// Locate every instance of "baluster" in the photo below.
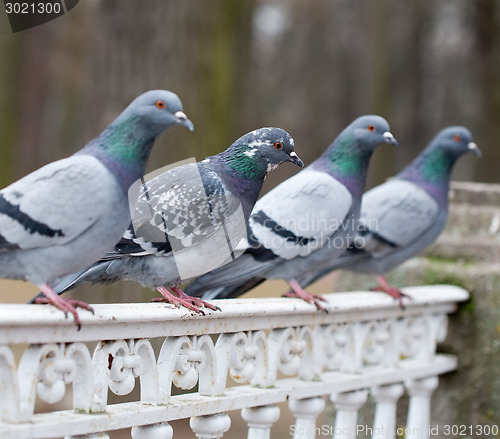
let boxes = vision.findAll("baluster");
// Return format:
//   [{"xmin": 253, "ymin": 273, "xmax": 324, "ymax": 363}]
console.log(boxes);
[
  {"xmin": 330, "ymin": 389, "xmax": 368, "ymax": 439},
  {"xmin": 405, "ymin": 377, "xmax": 439, "ymax": 439},
  {"xmin": 371, "ymin": 384, "xmax": 404, "ymax": 439},
  {"xmin": 288, "ymin": 397, "xmax": 325, "ymax": 439},
  {"xmin": 241, "ymin": 404, "xmax": 280, "ymax": 439},
  {"xmin": 132, "ymin": 422, "xmax": 173, "ymax": 439},
  {"xmin": 190, "ymin": 413, "xmax": 231, "ymax": 439},
  {"xmin": 64, "ymin": 434, "xmax": 110, "ymax": 439}
]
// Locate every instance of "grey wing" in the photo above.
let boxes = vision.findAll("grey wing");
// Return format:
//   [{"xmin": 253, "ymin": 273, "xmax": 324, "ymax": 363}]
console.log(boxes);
[
  {"xmin": 0, "ymin": 155, "xmax": 116, "ymax": 251},
  {"xmin": 249, "ymin": 168, "xmax": 353, "ymax": 260},
  {"xmin": 127, "ymin": 163, "xmax": 245, "ymax": 256},
  {"xmin": 359, "ymin": 179, "xmax": 440, "ymax": 256}
]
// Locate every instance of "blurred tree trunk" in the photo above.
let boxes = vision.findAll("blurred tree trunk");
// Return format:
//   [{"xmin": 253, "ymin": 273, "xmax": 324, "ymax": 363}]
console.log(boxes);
[
  {"xmin": 474, "ymin": 0, "xmax": 500, "ymax": 182},
  {"xmin": 0, "ymin": 13, "xmax": 21, "ymax": 186}
]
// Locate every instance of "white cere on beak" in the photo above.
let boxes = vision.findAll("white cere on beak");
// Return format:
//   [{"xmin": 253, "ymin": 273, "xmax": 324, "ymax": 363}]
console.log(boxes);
[
  {"xmin": 467, "ymin": 142, "xmax": 481, "ymax": 156},
  {"xmin": 175, "ymin": 111, "xmax": 188, "ymax": 121},
  {"xmin": 383, "ymin": 131, "xmax": 397, "ymax": 145},
  {"xmin": 175, "ymin": 111, "xmax": 194, "ymax": 131},
  {"xmin": 290, "ymin": 151, "xmax": 298, "ymax": 158}
]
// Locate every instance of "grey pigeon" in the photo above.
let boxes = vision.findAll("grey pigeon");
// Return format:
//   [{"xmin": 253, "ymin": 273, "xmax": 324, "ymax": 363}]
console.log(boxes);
[
  {"xmin": 38, "ymin": 128, "xmax": 303, "ymax": 313},
  {"xmin": 3, "ymin": 90, "xmax": 193, "ymax": 327},
  {"xmin": 185, "ymin": 115, "xmax": 397, "ymax": 309},
  {"xmin": 293, "ymin": 126, "xmax": 480, "ymax": 306}
]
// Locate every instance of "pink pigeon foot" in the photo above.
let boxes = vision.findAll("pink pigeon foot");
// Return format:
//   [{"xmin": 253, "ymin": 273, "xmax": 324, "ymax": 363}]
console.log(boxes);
[
  {"xmin": 371, "ymin": 275, "xmax": 411, "ymax": 309},
  {"xmin": 153, "ymin": 286, "xmax": 220, "ymax": 314},
  {"xmin": 171, "ymin": 286, "xmax": 221, "ymax": 311},
  {"xmin": 283, "ymin": 279, "xmax": 328, "ymax": 312},
  {"xmin": 152, "ymin": 286, "xmax": 204, "ymax": 314},
  {"xmin": 35, "ymin": 283, "xmax": 93, "ymax": 330}
]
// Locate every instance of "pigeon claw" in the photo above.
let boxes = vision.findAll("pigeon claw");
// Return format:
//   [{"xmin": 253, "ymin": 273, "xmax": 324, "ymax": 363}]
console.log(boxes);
[
  {"xmin": 35, "ymin": 283, "xmax": 93, "ymax": 330},
  {"xmin": 172, "ymin": 286, "xmax": 221, "ymax": 312},
  {"xmin": 154, "ymin": 286, "xmax": 220, "ymax": 314},
  {"xmin": 372, "ymin": 275, "xmax": 411, "ymax": 310},
  {"xmin": 283, "ymin": 280, "xmax": 328, "ymax": 312}
]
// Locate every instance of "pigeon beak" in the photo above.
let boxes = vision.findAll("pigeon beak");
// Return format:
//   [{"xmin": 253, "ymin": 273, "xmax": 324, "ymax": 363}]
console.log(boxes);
[
  {"xmin": 175, "ymin": 111, "xmax": 194, "ymax": 131},
  {"xmin": 383, "ymin": 131, "xmax": 398, "ymax": 146},
  {"xmin": 288, "ymin": 151, "xmax": 304, "ymax": 168},
  {"xmin": 468, "ymin": 142, "xmax": 481, "ymax": 157}
]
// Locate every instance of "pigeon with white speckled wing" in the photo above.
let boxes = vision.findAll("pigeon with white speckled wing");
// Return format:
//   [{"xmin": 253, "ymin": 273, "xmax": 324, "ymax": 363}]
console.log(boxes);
[
  {"xmin": 186, "ymin": 116, "xmax": 397, "ymax": 309},
  {"xmin": 37, "ymin": 128, "xmax": 303, "ymax": 313},
  {"xmin": 1, "ymin": 90, "xmax": 193, "ymax": 327}
]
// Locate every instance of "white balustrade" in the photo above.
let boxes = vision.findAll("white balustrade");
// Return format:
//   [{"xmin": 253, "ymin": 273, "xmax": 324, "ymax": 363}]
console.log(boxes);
[
  {"xmin": 405, "ymin": 377, "xmax": 440, "ymax": 439},
  {"xmin": 330, "ymin": 390, "xmax": 369, "ymax": 439},
  {"xmin": 131, "ymin": 422, "xmax": 173, "ymax": 439},
  {"xmin": 0, "ymin": 285, "xmax": 467, "ymax": 438},
  {"xmin": 289, "ymin": 397, "xmax": 325, "ymax": 439},
  {"xmin": 190, "ymin": 413, "xmax": 231, "ymax": 438},
  {"xmin": 371, "ymin": 383, "xmax": 404, "ymax": 439},
  {"xmin": 241, "ymin": 404, "xmax": 280, "ymax": 439}
]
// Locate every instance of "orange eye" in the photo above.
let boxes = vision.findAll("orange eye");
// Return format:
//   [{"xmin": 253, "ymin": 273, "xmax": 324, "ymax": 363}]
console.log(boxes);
[
  {"xmin": 274, "ymin": 142, "xmax": 283, "ymax": 150},
  {"xmin": 156, "ymin": 100, "xmax": 165, "ymax": 109},
  {"xmin": 453, "ymin": 135, "xmax": 461, "ymax": 142},
  {"xmin": 368, "ymin": 125, "xmax": 375, "ymax": 132}
]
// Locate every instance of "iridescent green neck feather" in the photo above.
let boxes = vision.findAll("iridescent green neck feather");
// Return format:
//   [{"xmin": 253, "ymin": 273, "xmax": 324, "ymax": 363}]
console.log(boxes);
[
  {"xmin": 78, "ymin": 114, "xmax": 159, "ymax": 192},
  {"xmin": 211, "ymin": 145, "xmax": 269, "ymax": 218},
  {"xmin": 313, "ymin": 132, "xmax": 372, "ymax": 199}
]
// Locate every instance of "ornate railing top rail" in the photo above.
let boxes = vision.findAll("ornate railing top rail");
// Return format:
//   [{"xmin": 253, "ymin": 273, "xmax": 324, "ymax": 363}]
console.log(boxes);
[
  {"xmin": 0, "ymin": 285, "xmax": 467, "ymax": 344},
  {"xmin": 0, "ymin": 285, "xmax": 469, "ymax": 438}
]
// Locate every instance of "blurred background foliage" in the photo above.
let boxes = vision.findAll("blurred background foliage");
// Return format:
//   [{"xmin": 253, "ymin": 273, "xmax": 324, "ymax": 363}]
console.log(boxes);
[{"xmin": 0, "ymin": 0, "xmax": 498, "ymax": 305}]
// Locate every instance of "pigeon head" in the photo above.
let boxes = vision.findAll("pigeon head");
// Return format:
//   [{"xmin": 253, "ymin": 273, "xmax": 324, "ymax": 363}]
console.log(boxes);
[
  {"xmin": 315, "ymin": 115, "xmax": 397, "ymax": 198},
  {"xmin": 81, "ymin": 90, "xmax": 193, "ymax": 192},
  {"xmin": 121, "ymin": 90, "xmax": 194, "ymax": 133},
  {"xmin": 234, "ymin": 127, "xmax": 303, "ymax": 171},
  {"xmin": 208, "ymin": 127, "xmax": 301, "ymax": 218},
  {"xmin": 350, "ymin": 115, "xmax": 398, "ymax": 150},
  {"xmin": 426, "ymin": 126, "xmax": 480, "ymax": 159},
  {"xmin": 399, "ymin": 126, "xmax": 480, "ymax": 204}
]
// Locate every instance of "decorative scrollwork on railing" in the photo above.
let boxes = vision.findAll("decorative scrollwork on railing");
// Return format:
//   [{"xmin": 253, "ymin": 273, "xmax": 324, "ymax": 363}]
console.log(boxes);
[
  {"xmin": 213, "ymin": 331, "xmax": 268, "ymax": 394},
  {"xmin": 400, "ymin": 315, "xmax": 427, "ymax": 360},
  {"xmin": 362, "ymin": 319, "xmax": 394, "ymax": 367},
  {"xmin": 17, "ymin": 342, "xmax": 92, "ymax": 421},
  {"xmin": 323, "ymin": 323, "xmax": 354, "ymax": 372},
  {"xmin": 434, "ymin": 314, "xmax": 449, "ymax": 343},
  {"xmin": 158, "ymin": 335, "xmax": 216, "ymax": 402},
  {"xmin": 267, "ymin": 326, "xmax": 316, "ymax": 384},
  {"xmin": 92, "ymin": 339, "xmax": 157, "ymax": 412}
]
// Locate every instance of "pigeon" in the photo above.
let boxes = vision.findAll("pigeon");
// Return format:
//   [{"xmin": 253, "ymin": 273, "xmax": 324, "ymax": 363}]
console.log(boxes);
[
  {"xmin": 34, "ymin": 128, "xmax": 303, "ymax": 313},
  {"xmin": 185, "ymin": 115, "xmax": 397, "ymax": 309},
  {"xmin": 292, "ymin": 126, "xmax": 480, "ymax": 307},
  {"xmin": 3, "ymin": 90, "xmax": 193, "ymax": 327}
]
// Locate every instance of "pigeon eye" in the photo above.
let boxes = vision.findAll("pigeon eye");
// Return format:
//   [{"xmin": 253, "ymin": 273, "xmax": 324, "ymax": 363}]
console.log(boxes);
[
  {"xmin": 453, "ymin": 135, "xmax": 461, "ymax": 142},
  {"xmin": 367, "ymin": 125, "xmax": 375, "ymax": 132},
  {"xmin": 156, "ymin": 100, "xmax": 165, "ymax": 109},
  {"xmin": 274, "ymin": 142, "xmax": 283, "ymax": 150}
]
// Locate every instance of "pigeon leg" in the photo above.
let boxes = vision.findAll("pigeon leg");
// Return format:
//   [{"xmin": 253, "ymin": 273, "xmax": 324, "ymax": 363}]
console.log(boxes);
[
  {"xmin": 171, "ymin": 286, "xmax": 221, "ymax": 312},
  {"xmin": 34, "ymin": 283, "xmax": 93, "ymax": 330},
  {"xmin": 153, "ymin": 286, "xmax": 206, "ymax": 314},
  {"xmin": 283, "ymin": 279, "xmax": 328, "ymax": 312},
  {"xmin": 371, "ymin": 275, "xmax": 411, "ymax": 309}
]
